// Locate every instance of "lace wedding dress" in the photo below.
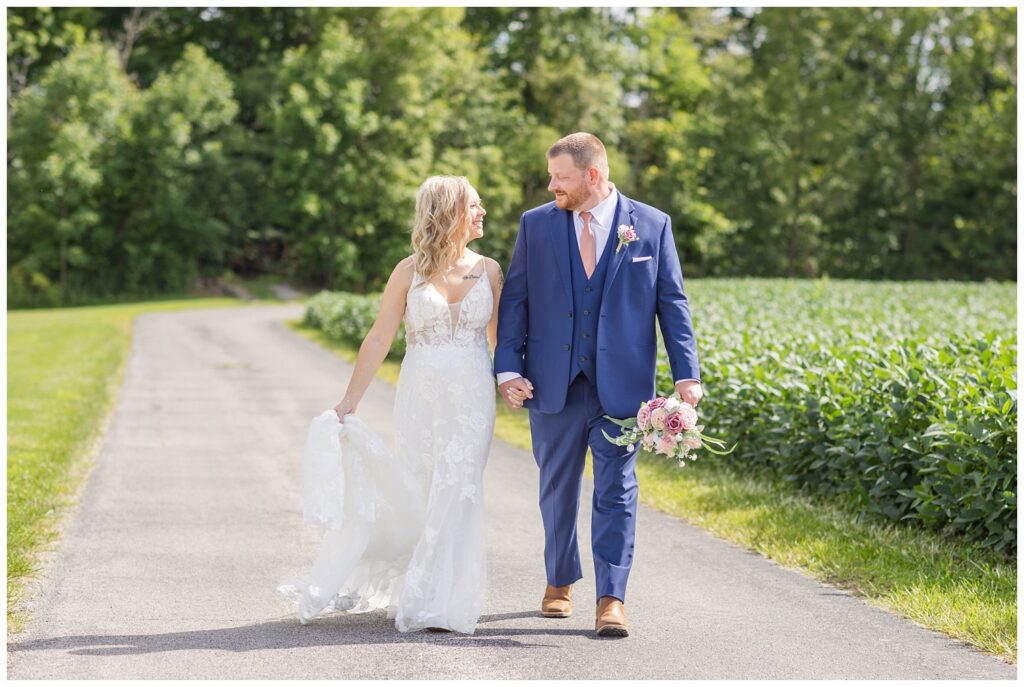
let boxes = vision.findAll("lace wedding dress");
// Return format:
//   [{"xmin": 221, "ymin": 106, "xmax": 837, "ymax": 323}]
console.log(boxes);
[{"xmin": 278, "ymin": 267, "xmax": 496, "ymax": 634}]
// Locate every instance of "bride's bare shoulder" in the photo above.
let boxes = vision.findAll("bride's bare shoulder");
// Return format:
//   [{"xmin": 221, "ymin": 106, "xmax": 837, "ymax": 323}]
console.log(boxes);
[
  {"xmin": 482, "ymin": 255, "xmax": 502, "ymax": 271},
  {"xmin": 482, "ymin": 256, "xmax": 504, "ymax": 287},
  {"xmin": 388, "ymin": 256, "xmax": 416, "ymax": 287},
  {"xmin": 396, "ymin": 255, "xmax": 417, "ymax": 274}
]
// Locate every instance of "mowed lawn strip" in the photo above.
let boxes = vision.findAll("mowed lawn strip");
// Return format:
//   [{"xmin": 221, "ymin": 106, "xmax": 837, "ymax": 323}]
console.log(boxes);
[
  {"xmin": 290, "ymin": 320, "xmax": 1016, "ymax": 664},
  {"xmin": 7, "ymin": 298, "xmax": 239, "ymax": 632}
]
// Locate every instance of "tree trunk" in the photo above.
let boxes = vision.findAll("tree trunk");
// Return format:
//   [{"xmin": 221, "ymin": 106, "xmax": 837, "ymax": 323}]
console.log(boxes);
[{"xmin": 117, "ymin": 8, "xmax": 162, "ymax": 72}]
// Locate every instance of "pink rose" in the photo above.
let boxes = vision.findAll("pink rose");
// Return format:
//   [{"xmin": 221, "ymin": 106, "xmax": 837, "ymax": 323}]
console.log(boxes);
[
  {"xmin": 636, "ymin": 405, "xmax": 651, "ymax": 431},
  {"xmin": 677, "ymin": 403, "xmax": 698, "ymax": 430},
  {"xmin": 682, "ymin": 434, "xmax": 701, "ymax": 450},
  {"xmin": 664, "ymin": 411, "xmax": 685, "ymax": 435},
  {"xmin": 650, "ymin": 407, "xmax": 668, "ymax": 431},
  {"xmin": 657, "ymin": 433, "xmax": 678, "ymax": 456},
  {"xmin": 647, "ymin": 397, "xmax": 667, "ymax": 410}
]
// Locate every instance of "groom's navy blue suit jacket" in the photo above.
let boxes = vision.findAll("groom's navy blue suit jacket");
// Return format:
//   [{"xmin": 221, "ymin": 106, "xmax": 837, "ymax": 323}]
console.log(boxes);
[{"xmin": 495, "ymin": 193, "xmax": 700, "ymax": 420}]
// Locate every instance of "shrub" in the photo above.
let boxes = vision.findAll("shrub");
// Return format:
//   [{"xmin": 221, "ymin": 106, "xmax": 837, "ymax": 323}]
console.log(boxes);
[{"xmin": 303, "ymin": 290, "xmax": 406, "ymax": 358}]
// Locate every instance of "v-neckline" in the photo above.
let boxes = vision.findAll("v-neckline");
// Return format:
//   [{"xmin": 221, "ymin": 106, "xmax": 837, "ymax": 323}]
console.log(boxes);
[
  {"xmin": 425, "ymin": 261, "xmax": 488, "ymax": 306},
  {"xmin": 426, "ymin": 268, "xmax": 488, "ymax": 340}
]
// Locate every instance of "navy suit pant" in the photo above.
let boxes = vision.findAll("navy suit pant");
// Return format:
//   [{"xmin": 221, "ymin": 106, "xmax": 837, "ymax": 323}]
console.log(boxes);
[{"xmin": 528, "ymin": 372, "xmax": 639, "ymax": 602}]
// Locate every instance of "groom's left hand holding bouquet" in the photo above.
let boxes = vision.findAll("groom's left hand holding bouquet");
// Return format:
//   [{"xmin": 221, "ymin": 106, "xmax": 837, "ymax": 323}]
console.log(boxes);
[{"xmin": 675, "ymin": 379, "xmax": 703, "ymax": 408}]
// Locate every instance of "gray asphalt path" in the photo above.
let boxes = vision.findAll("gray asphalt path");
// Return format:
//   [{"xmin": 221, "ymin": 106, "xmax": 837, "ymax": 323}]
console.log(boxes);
[{"xmin": 7, "ymin": 305, "xmax": 1016, "ymax": 679}]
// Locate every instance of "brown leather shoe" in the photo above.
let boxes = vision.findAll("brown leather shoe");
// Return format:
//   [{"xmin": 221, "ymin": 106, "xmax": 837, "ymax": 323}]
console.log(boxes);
[
  {"xmin": 540, "ymin": 584, "xmax": 573, "ymax": 617},
  {"xmin": 595, "ymin": 596, "xmax": 629, "ymax": 637}
]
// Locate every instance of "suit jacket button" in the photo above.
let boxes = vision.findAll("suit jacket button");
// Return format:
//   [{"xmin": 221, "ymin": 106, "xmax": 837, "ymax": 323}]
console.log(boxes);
[{"xmin": 568, "ymin": 311, "xmax": 573, "ymax": 318}]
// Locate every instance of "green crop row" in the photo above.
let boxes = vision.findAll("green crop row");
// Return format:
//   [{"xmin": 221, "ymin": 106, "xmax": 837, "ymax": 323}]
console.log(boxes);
[{"xmin": 656, "ymin": 279, "xmax": 1016, "ymax": 555}]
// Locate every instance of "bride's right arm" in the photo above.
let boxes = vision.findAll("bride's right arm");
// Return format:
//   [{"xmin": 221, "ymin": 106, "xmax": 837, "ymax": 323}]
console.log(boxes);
[{"xmin": 334, "ymin": 259, "xmax": 413, "ymax": 420}]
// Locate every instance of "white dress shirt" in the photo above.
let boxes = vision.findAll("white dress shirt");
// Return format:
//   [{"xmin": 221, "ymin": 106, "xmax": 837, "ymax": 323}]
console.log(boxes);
[{"xmin": 497, "ymin": 184, "xmax": 697, "ymax": 388}]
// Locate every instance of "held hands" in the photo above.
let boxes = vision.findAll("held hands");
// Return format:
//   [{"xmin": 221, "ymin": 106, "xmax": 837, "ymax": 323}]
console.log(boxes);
[
  {"xmin": 675, "ymin": 380, "xmax": 704, "ymax": 407},
  {"xmin": 334, "ymin": 398, "xmax": 357, "ymax": 423},
  {"xmin": 499, "ymin": 378, "xmax": 534, "ymax": 410}
]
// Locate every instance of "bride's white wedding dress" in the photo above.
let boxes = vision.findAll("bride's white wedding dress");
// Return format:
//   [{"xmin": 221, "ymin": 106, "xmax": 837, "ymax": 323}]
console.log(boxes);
[{"xmin": 278, "ymin": 268, "xmax": 496, "ymax": 634}]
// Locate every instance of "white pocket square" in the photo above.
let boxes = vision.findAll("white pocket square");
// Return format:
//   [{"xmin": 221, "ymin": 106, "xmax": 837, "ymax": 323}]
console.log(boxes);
[{"xmin": 631, "ymin": 256, "xmax": 653, "ymax": 263}]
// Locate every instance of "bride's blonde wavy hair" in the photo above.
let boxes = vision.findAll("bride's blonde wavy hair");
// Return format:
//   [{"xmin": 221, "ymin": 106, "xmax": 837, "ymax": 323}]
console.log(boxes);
[{"xmin": 410, "ymin": 175, "xmax": 474, "ymax": 285}]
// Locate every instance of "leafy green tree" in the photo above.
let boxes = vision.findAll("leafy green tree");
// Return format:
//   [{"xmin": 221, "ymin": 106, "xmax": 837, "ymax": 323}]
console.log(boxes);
[
  {"xmin": 8, "ymin": 41, "xmax": 134, "ymax": 304},
  {"xmin": 466, "ymin": 7, "xmax": 631, "ymax": 140},
  {"xmin": 699, "ymin": 8, "xmax": 866, "ymax": 276},
  {"xmin": 699, "ymin": 7, "xmax": 1016, "ymax": 279},
  {"xmin": 102, "ymin": 44, "xmax": 239, "ymax": 295},
  {"xmin": 5, "ymin": 6, "xmax": 1016, "ymax": 300},
  {"xmin": 620, "ymin": 9, "xmax": 733, "ymax": 274},
  {"xmin": 923, "ymin": 7, "xmax": 1016, "ymax": 279},
  {"xmin": 464, "ymin": 7, "xmax": 634, "ymax": 217},
  {"xmin": 262, "ymin": 8, "xmax": 525, "ymax": 290},
  {"xmin": 6, "ymin": 7, "xmax": 95, "ymax": 106},
  {"xmin": 8, "ymin": 40, "xmax": 239, "ymax": 303}
]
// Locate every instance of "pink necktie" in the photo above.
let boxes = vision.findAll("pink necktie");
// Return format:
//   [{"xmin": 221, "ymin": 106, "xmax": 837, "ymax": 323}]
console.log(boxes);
[{"xmin": 579, "ymin": 210, "xmax": 596, "ymax": 278}]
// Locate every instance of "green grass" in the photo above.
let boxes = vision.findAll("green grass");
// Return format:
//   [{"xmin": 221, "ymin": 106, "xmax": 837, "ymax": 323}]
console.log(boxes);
[
  {"xmin": 292, "ymin": 320, "xmax": 1016, "ymax": 664},
  {"xmin": 7, "ymin": 297, "xmax": 241, "ymax": 632}
]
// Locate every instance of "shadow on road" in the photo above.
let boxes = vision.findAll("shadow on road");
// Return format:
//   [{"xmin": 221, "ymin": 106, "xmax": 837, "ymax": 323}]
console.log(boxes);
[
  {"xmin": 7, "ymin": 611, "xmax": 603, "ymax": 656},
  {"xmin": 477, "ymin": 611, "xmax": 540, "ymax": 623}
]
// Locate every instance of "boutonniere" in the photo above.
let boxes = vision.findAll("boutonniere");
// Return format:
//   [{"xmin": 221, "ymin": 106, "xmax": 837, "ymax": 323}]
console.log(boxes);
[{"xmin": 615, "ymin": 225, "xmax": 638, "ymax": 253}]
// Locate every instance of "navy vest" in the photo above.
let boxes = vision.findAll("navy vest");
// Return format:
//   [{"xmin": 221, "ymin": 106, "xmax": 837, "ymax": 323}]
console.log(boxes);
[{"xmin": 567, "ymin": 209, "xmax": 618, "ymax": 384}]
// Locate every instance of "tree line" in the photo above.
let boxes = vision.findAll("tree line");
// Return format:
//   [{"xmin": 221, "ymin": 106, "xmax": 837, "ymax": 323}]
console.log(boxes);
[{"xmin": 7, "ymin": 7, "xmax": 1016, "ymax": 306}]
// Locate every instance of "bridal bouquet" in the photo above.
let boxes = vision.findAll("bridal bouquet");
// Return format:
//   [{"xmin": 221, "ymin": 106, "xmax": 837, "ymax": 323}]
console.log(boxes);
[{"xmin": 603, "ymin": 394, "xmax": 734, "ymax": 467}]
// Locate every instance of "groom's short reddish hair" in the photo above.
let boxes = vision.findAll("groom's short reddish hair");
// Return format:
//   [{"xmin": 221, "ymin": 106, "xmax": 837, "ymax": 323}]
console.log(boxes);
[{"xmin": 547, "ymin": 132, "xmax": 609, "ymax": 177}]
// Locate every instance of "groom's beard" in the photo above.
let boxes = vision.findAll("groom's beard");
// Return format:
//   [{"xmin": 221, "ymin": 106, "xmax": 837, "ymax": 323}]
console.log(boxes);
[{"xmin": 553, "ymin": 184, "xmax": 590, "ymax": 211}]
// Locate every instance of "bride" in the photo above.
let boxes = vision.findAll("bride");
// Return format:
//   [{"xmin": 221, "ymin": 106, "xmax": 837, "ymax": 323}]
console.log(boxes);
[{"xmin": 278, "ymin": 176, "xmax": 504, "ymax": 634}]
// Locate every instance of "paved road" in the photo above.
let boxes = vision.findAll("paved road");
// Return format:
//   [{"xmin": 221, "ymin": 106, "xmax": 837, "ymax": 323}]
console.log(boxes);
[{"xmin": 7, "ymin": 305, "xmax": 1015, "ymax": 679}]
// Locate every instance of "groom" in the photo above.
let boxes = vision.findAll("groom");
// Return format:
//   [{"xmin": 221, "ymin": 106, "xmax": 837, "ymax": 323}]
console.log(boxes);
[{"xmin": 495, "ymin": 132, "xmax": 702, "ymax": 637}]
